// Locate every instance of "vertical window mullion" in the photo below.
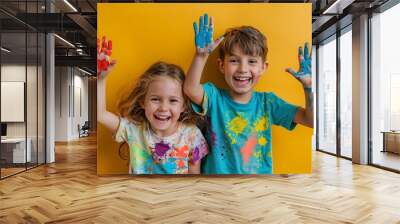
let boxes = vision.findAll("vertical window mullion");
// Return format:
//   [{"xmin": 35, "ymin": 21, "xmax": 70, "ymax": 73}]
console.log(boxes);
[
  {"xmin": 337, "ymin": 29, "xmax": 341, "ymax": 157},
  {"xmin": 25, "ymin": 0, "xmax": 28, "ymax": 171},
  {"xmin": 316, "ymin": 44, "xmax": 320, "ymax": 151}
]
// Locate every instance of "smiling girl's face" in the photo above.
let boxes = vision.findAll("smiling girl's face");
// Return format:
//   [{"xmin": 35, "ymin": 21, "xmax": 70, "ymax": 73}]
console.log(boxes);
[{"xmin": 143, "ymin": 76, "xmax": 185, "ymax": 137}]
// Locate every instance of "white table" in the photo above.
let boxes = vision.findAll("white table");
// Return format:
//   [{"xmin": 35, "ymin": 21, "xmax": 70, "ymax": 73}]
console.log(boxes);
[{"xmin": 1, "ymin": 138, "xmax": 32, "ymax": 163}]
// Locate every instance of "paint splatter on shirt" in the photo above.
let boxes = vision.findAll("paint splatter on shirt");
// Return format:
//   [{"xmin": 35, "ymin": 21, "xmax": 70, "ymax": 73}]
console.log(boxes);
[
  {"xmin": 114, "ymin": 118, "xmax": 208, "ymax": 174},
  {"xmin": 192, "ymin": 82, "xmax": 298, "ymax": 174}
]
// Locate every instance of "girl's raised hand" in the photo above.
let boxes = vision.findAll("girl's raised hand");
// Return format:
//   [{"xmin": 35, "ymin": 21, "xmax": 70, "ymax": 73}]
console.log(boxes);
[{"xmin": 97, "ymin": 36, "xmax": 116, "ymax": 79}]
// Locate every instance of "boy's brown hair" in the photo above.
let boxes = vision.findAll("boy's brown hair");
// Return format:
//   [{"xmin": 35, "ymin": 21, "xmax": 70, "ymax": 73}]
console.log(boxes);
[{"xmin": 219, "ymin": 26, "xmax": 268, "ymax": 62}]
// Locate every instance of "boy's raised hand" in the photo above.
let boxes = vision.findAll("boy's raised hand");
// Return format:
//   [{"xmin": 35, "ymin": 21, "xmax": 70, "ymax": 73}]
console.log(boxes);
[
  {"xmin": 286, "ymin": 42, "xmax": 312, "ymax": 92},
  {"xmin": 193, "ymin": 13, "xmax": 224, "ymax": 56},
  {"xmin": 97, "ymin": 36, "xmax": 116, "ymax": 79}
]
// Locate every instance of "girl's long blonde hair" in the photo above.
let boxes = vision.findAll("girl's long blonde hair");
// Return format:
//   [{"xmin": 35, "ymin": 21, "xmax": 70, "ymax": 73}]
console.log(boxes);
[{"xmin": 117, "ymin": 61, "xmax": 200, "ymax": 125}]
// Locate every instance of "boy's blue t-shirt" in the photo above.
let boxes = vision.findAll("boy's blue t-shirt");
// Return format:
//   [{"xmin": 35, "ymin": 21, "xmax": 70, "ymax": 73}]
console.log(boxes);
[{"xmin": 193, "ymin": 82, "xmax": 298, "ymax": 174}]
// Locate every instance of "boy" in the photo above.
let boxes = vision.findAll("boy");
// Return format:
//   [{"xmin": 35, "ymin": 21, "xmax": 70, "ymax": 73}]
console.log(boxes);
[{"xmin": 184, "ymin": 14, "xmax": 313, "ymax": 174}]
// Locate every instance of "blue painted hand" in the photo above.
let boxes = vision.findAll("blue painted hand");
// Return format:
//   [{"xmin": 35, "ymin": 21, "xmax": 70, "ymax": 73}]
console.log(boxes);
[
  {"xmin": 286, "ymin": 42, "xmax": 312, "ymax": 91},
  {"xmin": 193, "ymin": 13, "xmax": 224, "ymax": 55}
]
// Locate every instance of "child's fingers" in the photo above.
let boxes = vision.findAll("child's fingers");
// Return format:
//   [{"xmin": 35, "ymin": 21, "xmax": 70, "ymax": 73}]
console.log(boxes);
[
  {"xmin": 210, "ymin": 36, "xmax": 224, "ymax": 50},
  {"xmin": 204, "ymin": 13, "xmax": 209, "ymax": 30},
  {"xmin": 285, "ymin": 68, "xmax": 298, "ymax": 79},
  {"xmin": 193, "ymin": 22, "xmax": 199, "ymax": 35},
  {"xmin": 108, "ymin": 40, "xmax": 112, "ymax": 51},
  {"xmin": 298, "ymin": 46, "xmax": 303, "ymax": 57},
  {"xmin": 102, "ymin": 36, "xmax": 107, "ymax": 51},
  {"xmin": 97, "ymin": 38, "xmax": 101, "ymax": 54},
  {"xmin": 106, "ymin": 40, "xmax": 112, "ymax": 56},
  {"xmin": 304, "ymin": 42, "xmax": 310, "ymax": 60},
  {"xmin": 298, "ymin": 46, "xmax": 304, "ymax": 64},
  {"xmin": 199, "ymin": 15, "xmax": 204, "ymax": 34},
  {"xmin": 207, "ymin": 19, "xmax": 214, "ymax": 45}
]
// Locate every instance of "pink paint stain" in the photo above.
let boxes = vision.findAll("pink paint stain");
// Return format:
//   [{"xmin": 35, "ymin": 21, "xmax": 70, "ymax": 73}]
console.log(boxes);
[{"xmin": 240, "ymin": 134, "xmax": 257, "ymax": 163}]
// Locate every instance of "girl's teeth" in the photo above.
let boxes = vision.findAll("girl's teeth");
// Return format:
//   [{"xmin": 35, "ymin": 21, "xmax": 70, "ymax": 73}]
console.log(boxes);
[{"xmin": 155, "ymin": 115, "xmax": 170, "ymax": 121}]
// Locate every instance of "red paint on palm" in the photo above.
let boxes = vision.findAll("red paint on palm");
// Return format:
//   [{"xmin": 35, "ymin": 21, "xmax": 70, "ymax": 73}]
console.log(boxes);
[{"xmin": 97, "ymin": 37, "xmax": 113, "ymax": 77}]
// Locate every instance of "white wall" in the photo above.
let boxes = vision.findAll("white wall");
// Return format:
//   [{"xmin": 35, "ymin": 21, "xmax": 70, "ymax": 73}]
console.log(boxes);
[
  {"xmin": 54, "ymin": 67, "xmax": 89, "ymax": 141},
  {"xmin": 55, "ymin": 67, "xmax": 69, "ymax": 141},
  {"xmin": 1, "ymin": 64, "xmax": 46, "ymax": 164},
  {"xmin": 1, "ymin": 65, "xmax": 36, "ymax": 138}
]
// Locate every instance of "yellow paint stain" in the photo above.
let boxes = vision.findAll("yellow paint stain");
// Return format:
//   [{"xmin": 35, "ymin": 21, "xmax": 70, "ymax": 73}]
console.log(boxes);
[
  {"xmin": 267, "ymin": 150, "xmax": 272, "ymax": 159},
  {"xmin": 258, "ymin": 136, "xmax": 267, "ymax": 146},
  {"xmin": 226, "ymin": 132, "xmax": 236, "ymax": 144},
  {"xmin": 254, "ymin": 119, "xmax": 265, "ymax": 132},
  {"xmin": 253, "ymin": 150, "xmax": 262, "ymax": 159},
  {"xmin": 255, "ymin": 117, "xmax": 269, "ymax": 132},
  {"xmin": 228, "ymin": 116, "xmax": 247, "ymax": 135},
  {"xmin": 232, "ymin": 138, "xmax": 236, "ymax": 144}
]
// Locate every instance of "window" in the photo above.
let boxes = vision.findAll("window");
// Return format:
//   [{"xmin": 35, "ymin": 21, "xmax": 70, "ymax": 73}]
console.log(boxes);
[
  {"xmin": 318, "ymin": 36, "xmax": 337, "ymax": 154},
  {"xmin": 339, "ymin": 28, "xmax": 352, "ymax": 158},
  {"xmin": 371, "ymin": 2, "xmax": 400, "ymax": 171}
]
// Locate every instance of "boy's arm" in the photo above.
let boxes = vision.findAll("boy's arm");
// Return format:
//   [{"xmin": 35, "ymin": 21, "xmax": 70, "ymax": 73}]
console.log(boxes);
[
  {"xmin": 286, "ymin": 43, "xmax": 314, "ymax": 128},
  {"xmin": 293, "ymin": 91, "xmax": 313, "ymax": 128},
  {"xmin": 97, "ymin": 36, "xmax": 120, "ymax": 133},
  {"xmin": 184, "ymin": 14, "xmax": 223, "ymax": 105},
  {"xmin": 185, "ymin": 54, "xmax": 208, "ymax": 105}
]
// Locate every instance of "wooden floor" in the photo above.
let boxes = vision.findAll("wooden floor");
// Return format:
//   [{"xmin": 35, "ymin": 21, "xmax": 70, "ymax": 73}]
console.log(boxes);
[
  {"xmin": 0, "ymin": 135, "xmax": 400, "ymax": 223},
  {"xmin": 373, "ymin": 150, "xmax": 400, "ymax": 171}
]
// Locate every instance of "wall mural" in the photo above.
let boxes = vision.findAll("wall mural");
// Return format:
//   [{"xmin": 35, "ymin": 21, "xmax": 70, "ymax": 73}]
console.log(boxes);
[{"xmin": 97, "ymin": 3, "xmax": 313, "ymax": 175}]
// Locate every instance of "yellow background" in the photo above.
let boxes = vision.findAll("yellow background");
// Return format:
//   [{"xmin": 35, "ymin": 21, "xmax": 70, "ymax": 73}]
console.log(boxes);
[{"xmin": 97, "ymin": 3, "xmax": 312, "ymax": 175}]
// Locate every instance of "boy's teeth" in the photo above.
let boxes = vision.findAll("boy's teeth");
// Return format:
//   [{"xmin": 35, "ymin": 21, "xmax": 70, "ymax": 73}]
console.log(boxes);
[
  {"xmin": 234, "ymin": 76, "xmax": 250, "ymax": 80},
  {"xmin": 155, "ymin": 115, "xmax": 170, "ymax": 120}
]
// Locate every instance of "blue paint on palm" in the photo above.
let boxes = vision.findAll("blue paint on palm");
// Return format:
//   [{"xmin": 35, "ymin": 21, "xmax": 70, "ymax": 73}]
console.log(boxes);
[
  {"xmin": 193, "ymin": 13, "xmax": 213, "ymax": 48},
  {"xmin": 296, "ymin": 43, "xmax": 311, "ymax": 77}
]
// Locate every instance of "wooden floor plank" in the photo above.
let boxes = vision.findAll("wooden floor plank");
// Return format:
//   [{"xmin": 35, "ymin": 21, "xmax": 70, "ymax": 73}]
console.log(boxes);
[{"xmin": 0, "ymin": 135, "xmax": 399, "ymax": 223}]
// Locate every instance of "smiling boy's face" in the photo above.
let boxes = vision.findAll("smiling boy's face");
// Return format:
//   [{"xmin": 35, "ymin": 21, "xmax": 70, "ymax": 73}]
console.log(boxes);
[{"xmin": 218, "ymin": 44, "xmax": 267, "ymax": 102}]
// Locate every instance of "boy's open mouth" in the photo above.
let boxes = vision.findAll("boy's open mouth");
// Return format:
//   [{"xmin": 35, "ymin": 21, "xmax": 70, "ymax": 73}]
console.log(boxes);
[
  {"xmin": 154, "ymin": 114, "xmax": 171, "ymax": 121},
  {"xmin": 233, "ymin": 75, "xmax": 252, "ymax": 86}
]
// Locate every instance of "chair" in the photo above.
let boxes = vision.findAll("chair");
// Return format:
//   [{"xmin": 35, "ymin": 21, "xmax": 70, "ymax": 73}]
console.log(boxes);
[{"xmin": 78, "ymin": 121, "xmax": 90, "ymax": 138}]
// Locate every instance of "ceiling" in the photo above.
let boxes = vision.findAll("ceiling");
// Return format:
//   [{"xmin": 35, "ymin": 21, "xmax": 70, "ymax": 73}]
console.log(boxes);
[{"xmin": 0, "ymin": 0, "xmax": 391, "ymax": 75}]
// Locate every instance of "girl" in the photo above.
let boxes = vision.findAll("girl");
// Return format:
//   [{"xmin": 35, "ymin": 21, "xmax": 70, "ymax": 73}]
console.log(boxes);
[{"xmin": 97, "ymin": 37, "xmax": 208, "ymax": 174}]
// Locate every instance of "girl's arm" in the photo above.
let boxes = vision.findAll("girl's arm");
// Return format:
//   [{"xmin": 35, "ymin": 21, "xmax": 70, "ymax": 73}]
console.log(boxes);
[
  {"xmin": 97, "ymin": 36, "xmax": 120, "ymax": 133},
  {"xmin": 184, "ymin": 14, "xmax": 224, "ymax": 105},
  {"xmin": 187, "ymin": 127, "xmax": 209, "ymax": 175},
  {"xmin": 188, "ymin": 161, "xmax": 201, "ymax": 174},
  {"xmin": 97, "ymin": 77, "xmax": 119, "ymax": 132}
]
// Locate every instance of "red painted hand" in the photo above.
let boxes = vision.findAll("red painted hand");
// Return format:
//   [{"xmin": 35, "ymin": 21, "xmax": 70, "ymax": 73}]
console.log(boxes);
[{"xmin": 97, "ymin": 36, "xmax": 116, "ymax": 79}]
